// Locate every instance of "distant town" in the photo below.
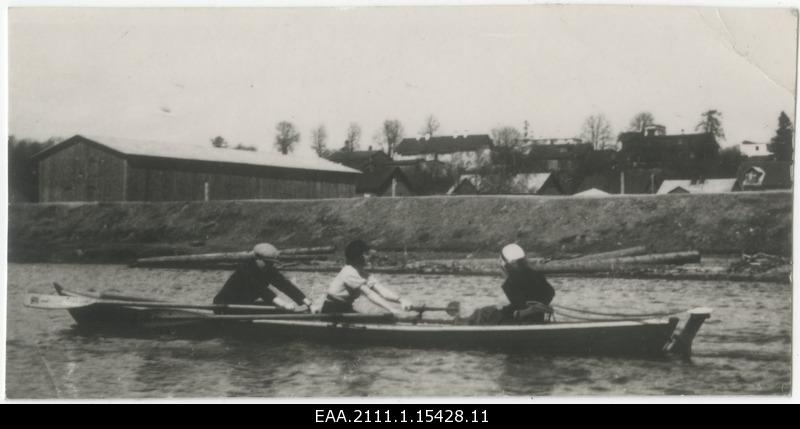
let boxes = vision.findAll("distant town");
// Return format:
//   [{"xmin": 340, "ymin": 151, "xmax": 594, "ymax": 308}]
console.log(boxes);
[{"xmin": 7, "ymin": 110, "xmax": 794, "ymax": 203}]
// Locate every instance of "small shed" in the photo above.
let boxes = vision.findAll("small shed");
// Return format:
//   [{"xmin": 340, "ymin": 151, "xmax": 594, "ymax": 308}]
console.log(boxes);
[
  {"xmin": 32, "ymin": 135, "xmax": 361, "ymax": 202},
  {"xmin": 447, "ymin": 173, "xmax": 561, "ymax": 195},
  {"xmin": 357, "ymin": 166, "xmax": 415, "ymax": 197},
  {"xmin": 736, "ymin": 161, "xmax": 793, "ymax": 190}
]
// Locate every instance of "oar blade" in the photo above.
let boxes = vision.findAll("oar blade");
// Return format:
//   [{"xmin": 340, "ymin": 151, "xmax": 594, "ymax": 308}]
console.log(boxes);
[
  {"xmin": 445, "ymin": 301, "xmax": 461, "ymax": 317},
  {"xmin": 24, "ymin": 294, "xmax": 96, "ymax": 310}
]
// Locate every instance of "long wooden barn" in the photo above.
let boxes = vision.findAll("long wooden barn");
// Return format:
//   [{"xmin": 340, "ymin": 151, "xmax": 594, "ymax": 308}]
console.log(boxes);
[{"xmin": 32, "ymin": 135, "xmax": 361, "ymax": 202}]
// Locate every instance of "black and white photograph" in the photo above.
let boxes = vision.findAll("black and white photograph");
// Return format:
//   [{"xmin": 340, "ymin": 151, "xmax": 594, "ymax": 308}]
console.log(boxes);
[{"xmin": 2, "ymin": 2, "xmax": 797, "ymax": 401}]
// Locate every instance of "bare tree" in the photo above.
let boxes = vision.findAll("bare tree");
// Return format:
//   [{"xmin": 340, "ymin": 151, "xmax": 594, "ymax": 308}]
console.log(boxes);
[
  {"xmin": 274, "ymin": 121, "xmax": 300, "ymax": 155},
  {"xmin": 210, "ymin": 136, "xmax": 229, "ymax": 148},
  {"xmin": 695, "ymin": 109, "xmax": 725, "ymax": 140},
  {"xmin": 629, "ymin": 112, "xmax": 655, "ymax": 132},
  {"xmin": 344, "ymin": 123, "xmax": 362, "ymax": 152},
  {"xmin": 489, "ymin": 126, "xmax": 525, "ymax": 181},
  {"xmin": 581, "ymin": 114, "xmax": 614, "ymax": 150},
  {"xmin": 420, "ymin": 114, "xmax": 441, "ymax": 136},
  {"xmin": 310, "ymin": 124, "xmax": 328, "ymax": 157},
  {"xmin": 381, "ymin": 119, "xmax": 404, "ymax": 157},
  {"xmin": 491, "ymin": 126, "xmax": 523, "ymax": 148}
]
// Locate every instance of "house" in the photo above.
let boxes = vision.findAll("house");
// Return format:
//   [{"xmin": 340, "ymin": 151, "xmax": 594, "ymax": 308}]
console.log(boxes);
[
  {"xmin": 394, "ymin": 134, "xmax": 492, "ymax": 171},
  {"xmin": 32, "ymin": 135, "xmax": 361, "ymax": 202},
  {"xmin": 656, "ymin": 178, "xmax": 738, "ymax": 194},
  {"xmin": 357, "ymin": 166, "xmax": 415, "ymax": 197},
  {"xmin": 575, "ymin": 169, "xmax": 664, "ymax": 195},
  {"xmin": 447, "ymin": 173, "xmax": 562, "ymax": 195},
  {"xmin": 740, "ymin": 140, "xmax": 773, "ymax": 158},
  {"xmin": 522, "ymin": 140, "xmax": 593, "ymax": 172},
  {"xmin": 618, "ymin": 130, "xmax": 719, "ymax": 174},
  {"xmin": 735, "ymin": 161, "xmax": 793, "ymax": 191},
  {"xmin": 327, "ymin": 149, "xmax": 393, "ymax": 173}
]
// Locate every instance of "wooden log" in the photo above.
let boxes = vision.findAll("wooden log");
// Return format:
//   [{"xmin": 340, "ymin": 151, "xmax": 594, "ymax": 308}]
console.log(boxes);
[
  {"xmin": 279, "ymin": 246, "xmax": 336, "ymax": 255},
  {"xmin": 133, "ymin": 246, "xmax": 334, "ymax": 267},
  {"xmin": 531, "ymin": 251, "xmax": 701, "ymax": 272},
  {"xmin": 567, "ymin": 246, "xmax": 648, "ymax": 262}
]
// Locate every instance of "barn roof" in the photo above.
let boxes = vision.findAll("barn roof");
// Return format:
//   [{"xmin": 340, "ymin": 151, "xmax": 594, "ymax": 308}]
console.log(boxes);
[
  {"xmin": 656, "ymin": 178, "xmax": 737, "ymax": 194},
  {"xmin": 33, "ymin": 135, "xmax": 361, "ymax": 175}
]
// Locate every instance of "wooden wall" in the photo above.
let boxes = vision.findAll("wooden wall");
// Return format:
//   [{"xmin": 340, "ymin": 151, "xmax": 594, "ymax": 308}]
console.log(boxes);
[
  {"xmin": 38, "ymin": 142, "xmax": 126, "ymax": 202},
  {"xmin": 125, "ymin": 164, "xmax": 356, "ymax": 201}
]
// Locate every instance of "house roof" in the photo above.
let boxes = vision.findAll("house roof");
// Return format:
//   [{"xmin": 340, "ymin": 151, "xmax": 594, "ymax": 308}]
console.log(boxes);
[
  {"xmin": 618, "ymin": 132, "xmax": 717, "ymax": 147},
  {"xmin": 34, "ymin": 135, "xmax": 361, "ymax": 175},
  {"xmin": 736, "ymin": 160, "xmax": 793, "ymax": 189},
  {"xmin": 356, "ymin": 166, "xmax": 412, "ymax": 194},
  {"xmin": 447, "ymin": 173, "xmax": 556, "ymax": 195},
  {"xmin": 525, "ymin": 142, "xmax": 594, "ymax": 159},
  {"xmin": 395, "ymin": 134, "xmax": 492, "ymax": 156},
  {"xmin": 574, "ymin": 188, "xmax": 611, "ymax": 197},
  {"xmin": 656, "ymin": 178, "xmax": 737, "ymax": 194},
  {"xmin": 327, "ymin": 150, "xmax": 389, "ymax": 165}
]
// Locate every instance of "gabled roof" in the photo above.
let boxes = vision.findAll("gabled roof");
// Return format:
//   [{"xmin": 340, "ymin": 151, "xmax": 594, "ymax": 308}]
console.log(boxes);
[
  {"xmin": 656, "ymin": 178, "xmax": 737, "ymax": 194},
  {"xmin": 574, "ymin": 188, "xmax": 611, "ymax": 197},
  {"xmin": 395, "ymin": 134, "xmax": 492, "ymax": 156},
  {"xmin": 736, "ymin": 160, "xmax": 793, "ymax": 189},
  {"xmin": 356, "ymin": 166, "xmax": 412, "ymax": 194},
  {"xmin": 447, "ymin": 173, "xmax": 556, "ymax": 195},
  {"xmin": 33, "ymin": 135, "xmax": 361, "ymax": 175}
]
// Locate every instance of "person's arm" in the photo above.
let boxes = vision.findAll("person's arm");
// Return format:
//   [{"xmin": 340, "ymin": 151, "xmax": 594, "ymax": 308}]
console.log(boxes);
[
  {"xmin": 359, "ymin": 284, "xmax": 404, "ymax": 314},
  {"xmin": 366, "ymin": 277, "xmax": 413, "ymax": 310},
  {"xmin": 265, "ymin": 267, "xmax": 312, "ymax": 307}
]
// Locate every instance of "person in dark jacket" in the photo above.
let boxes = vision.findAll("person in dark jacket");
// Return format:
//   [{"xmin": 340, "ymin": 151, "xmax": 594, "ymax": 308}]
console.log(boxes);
[
  {"xmin": 213, "ymin": 243, "xmax": 313, "ymax": 314},
  {"xmin": 497, "ymin": 243, "xmax": 555, "ymax": 323},
  {"xmin": 463, "ymin": 243, "xmax": 555, "ymax": 325}
]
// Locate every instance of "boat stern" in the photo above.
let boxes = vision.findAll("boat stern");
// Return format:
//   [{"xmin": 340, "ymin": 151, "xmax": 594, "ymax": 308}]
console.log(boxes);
[{"xmin": 664, "ymin": 307, "xmax": 713, "ymax": 359}]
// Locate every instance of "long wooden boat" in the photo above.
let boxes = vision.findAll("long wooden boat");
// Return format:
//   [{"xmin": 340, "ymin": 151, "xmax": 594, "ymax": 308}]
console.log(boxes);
[{"xmin": 41, "ymin": 284, "xmax": 711, "ymax": 358}]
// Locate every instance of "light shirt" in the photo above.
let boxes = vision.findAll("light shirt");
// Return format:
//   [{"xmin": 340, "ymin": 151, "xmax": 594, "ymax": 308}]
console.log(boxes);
[{"xmin": 326, "ymin": 265, "xmax": 371, "ymax": 304}]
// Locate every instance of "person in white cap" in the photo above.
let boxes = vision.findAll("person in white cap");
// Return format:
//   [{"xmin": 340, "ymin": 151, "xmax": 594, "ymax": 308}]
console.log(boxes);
[
  {"xmin": 461, "ymin": 243, "xmax": 555, "ymax": 325},
  {"xmin": 213, "ymin": 243, "xmax": 313, "ymax": 313},
  {"xmin": 498, "ymin": 243, "xmax": 555, "ymax": 323}
]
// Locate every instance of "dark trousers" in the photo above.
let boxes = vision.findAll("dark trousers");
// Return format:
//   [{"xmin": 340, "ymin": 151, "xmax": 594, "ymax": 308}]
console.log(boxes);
[{"xmin": 320, "ymin": 298, "xmax": 355, "ymax": 314}]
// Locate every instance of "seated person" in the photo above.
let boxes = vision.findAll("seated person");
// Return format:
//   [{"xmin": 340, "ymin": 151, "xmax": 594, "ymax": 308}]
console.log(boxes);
[
  {"xmin": 464, "ymin": 243, "xmax": 555, "ymax": 325},
  {"xmin": 213, "ymin": 243, "xmax": 312, "ymax": 314},
  {"xmin": 320, "ymin": 240, "xmax": 413, "ymax": 315}
]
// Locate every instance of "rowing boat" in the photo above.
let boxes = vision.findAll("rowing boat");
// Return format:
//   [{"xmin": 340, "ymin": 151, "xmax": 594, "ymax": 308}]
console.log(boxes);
[{"xmin": 31, "ymin": 283, "xmax": 711, "ymax": 358}]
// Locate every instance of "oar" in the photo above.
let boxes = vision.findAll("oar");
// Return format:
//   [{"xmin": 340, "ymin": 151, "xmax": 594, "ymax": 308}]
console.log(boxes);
[
  {"xmin": 24, "ymin": 293, "xmax": 283, "ymax": 313},
  {"xmin": 152, "ymin": 312, "xmax": 396, "ymax": 323},
  {"xmin": 408, "ymin": 301, "xmax": 460, "ymax": 317}
]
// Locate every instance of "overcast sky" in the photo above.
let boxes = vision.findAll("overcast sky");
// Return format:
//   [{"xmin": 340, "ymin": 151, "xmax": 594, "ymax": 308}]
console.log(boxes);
[{"xmin": 8, "ymin": 6, "xmax": 798, "ymax": 156}]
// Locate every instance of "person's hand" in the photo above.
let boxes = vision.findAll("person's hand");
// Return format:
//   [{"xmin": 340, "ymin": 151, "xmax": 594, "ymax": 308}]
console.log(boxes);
[{"xmin": 400, "ymin": 299, "xmax": 414, "ymax": 311}]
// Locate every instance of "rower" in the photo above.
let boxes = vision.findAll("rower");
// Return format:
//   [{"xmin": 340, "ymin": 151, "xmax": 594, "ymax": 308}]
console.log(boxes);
[
  {"xmin": 320, "ymin": 240, "xmax": 414, "ymax": 315},
  {"xmin": 213, "ymin": 243, "xmax": 313, "ymax": 314},
  {"xmin": 462, "ymin": 243, "xmax": 555, "ymax": 325},
  {"xmin": 498, "ymin": 243, "xmax": 555, "ymax": 323}
]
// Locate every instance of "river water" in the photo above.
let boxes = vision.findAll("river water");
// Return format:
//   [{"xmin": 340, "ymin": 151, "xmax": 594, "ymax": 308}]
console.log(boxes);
[{"xmin": 5, "ymin": 263, "xmax": 792, "ymax": 398}]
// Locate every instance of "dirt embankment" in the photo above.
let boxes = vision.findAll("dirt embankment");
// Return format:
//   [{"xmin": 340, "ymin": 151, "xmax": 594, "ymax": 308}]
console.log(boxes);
[{"xmin": 7, "ymin": 192, "xmax": 792, "ymax": 264}]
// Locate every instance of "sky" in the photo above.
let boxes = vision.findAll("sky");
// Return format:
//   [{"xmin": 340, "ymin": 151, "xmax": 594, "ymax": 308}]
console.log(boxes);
[{"xmin": 7, "ymin": 5, "xmax": 798, "ymax": 157}]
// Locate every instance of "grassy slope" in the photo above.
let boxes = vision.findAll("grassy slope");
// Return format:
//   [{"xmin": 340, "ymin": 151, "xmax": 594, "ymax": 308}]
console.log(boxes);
[{"xmin": 7, "ymin": 192, "xmax": 792, "ymax": 262}]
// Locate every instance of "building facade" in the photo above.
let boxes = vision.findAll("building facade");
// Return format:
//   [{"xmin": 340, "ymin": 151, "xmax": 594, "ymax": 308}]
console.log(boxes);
[{"xmin": 33, "ymin": 135, "xmax": 361, "ymax": 202}]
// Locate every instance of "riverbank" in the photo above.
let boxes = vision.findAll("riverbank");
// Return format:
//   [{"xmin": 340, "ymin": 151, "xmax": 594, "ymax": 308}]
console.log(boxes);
[{"xmin": 7, "ymin": 192, "xmax": 792, "ymax": 282}]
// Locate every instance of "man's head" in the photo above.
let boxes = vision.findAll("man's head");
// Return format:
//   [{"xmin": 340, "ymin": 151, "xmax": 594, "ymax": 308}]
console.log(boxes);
[
  {"xmin": 345, "ymin": 240, "xmax": 371, "ymax": 267},
  {"xmin": 500, "ymin": 243, "xmax": 526, "ymax": 274},
  {"xmin": 253, "ymin": 243, "xmax": 280, "ymax": 265}
]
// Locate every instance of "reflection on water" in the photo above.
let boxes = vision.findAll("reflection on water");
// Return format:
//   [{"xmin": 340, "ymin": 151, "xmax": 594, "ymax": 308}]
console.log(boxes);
[{"xmin": 5, "ymin": 263, "xmax": 792, "ymax": 398}]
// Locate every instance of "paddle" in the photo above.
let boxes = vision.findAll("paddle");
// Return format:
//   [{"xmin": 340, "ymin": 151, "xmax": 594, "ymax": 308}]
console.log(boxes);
[
  {"xmin": 24, "ymin": 293, "xmax": 284, "ymax": 313},
  {"xmin": 408, "ymin": 301, "xmax": 460, "ymax": 317}
]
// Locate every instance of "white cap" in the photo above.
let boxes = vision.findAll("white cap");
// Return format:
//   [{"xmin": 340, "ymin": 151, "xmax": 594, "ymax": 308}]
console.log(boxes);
[
  {"xmin": 501, "ymin": 244, "xmax": 526, "ymax": 263},
  {"xmin": 253, "ymin": 243, "xmax": 280, "ymax": 261}
]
